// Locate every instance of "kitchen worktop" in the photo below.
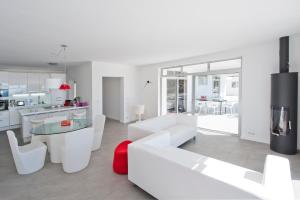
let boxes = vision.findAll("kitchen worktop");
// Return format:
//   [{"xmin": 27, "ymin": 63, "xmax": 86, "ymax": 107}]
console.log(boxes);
[{"xmin": 19, "ymin": 106, "xmax": 88, "ymax": 116}]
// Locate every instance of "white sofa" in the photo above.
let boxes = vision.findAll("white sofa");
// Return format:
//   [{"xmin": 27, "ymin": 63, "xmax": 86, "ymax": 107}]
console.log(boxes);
[
  {"xmin": 128, "ymin": 131, "xmax": 295, "ymax": 200},
  {"xmin": 128, "ymin": 114, "xmax": 197, "ymax": 146}
]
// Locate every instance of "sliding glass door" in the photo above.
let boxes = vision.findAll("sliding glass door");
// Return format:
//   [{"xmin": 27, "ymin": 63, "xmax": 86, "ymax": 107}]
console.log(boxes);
[
  {"xmin": 162, "ymin": 78, "xmax": 187, "ymax": 115},
  {"xmin": 160, "ymin": 58, "xmax": 242, "ymax": 134}
]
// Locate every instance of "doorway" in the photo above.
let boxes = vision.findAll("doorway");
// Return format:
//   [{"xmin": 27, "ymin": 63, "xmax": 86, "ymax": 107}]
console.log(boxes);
[
  {"xmin": 102, "ymin": 77, "xmax": 124, "ymax": 122},
  {"xmin": 160, "ymin": 58, "xmax": 242, "ymax": 135},
  {"xmin": 161, "ymin": 78, "xmax": 187, "ymax": 114},
  {"xmin": 194, "ymin": 73, "xmax": 240, "ymax": 134}
]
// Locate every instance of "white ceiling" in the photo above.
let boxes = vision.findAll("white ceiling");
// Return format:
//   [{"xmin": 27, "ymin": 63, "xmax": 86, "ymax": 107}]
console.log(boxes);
[{"xmin": 0, "ymin": 0, "xmax": 300, "ymax": 67}]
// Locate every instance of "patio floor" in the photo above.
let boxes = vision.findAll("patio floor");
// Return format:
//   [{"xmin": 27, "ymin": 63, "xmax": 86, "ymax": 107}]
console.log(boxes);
[{"xmin": 196, "ymin": 114, "xmax": 239, "ymax": 134}]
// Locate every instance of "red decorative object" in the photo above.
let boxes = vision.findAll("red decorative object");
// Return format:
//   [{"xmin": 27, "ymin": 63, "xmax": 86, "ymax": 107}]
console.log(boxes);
[
  {"xmin": 113, "ymin": 140, "xmax": 132, "ymax": 174},
  {"xmin": 59, "ymin": 83, "xmax": 71, "ymax": 90},
  {"xmin": 61, "ymin": 120, "xmax": 71, "ymax": 126}
]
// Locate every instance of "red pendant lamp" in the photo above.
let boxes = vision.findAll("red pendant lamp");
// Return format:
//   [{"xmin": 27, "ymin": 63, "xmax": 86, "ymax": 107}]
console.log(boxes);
[
  {"xmin": 59, "ymin": 44, "xmax": 71, "ymax": 91},
  {"xmin": 59, "ymin": 83, "xmax": 71, "ymax": 90}
]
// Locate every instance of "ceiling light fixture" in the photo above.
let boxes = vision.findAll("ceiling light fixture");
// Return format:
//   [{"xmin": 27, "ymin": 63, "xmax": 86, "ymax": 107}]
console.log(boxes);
[{"xmin": 59, "ymin": 44, "xmax": 71, "ymax": 91}]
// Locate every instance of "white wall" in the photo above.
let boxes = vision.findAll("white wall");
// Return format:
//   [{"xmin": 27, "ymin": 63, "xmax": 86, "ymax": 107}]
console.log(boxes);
[
  {"xmin": 139, "ymin": 33, "xmax": 300, "ymax": 148},
  {"xmin": 67, "ymin": 62, "xmax": 93, "ymax": 122},
  {"xmin": 290, "ymin": 34, "xmax": 300, "ymax": 149},
  {"xmin": 92, "ymin": 62, "xmax": 140, "ymax": 123},
  {"xmin": 102, "ymin": 77, "xmax": 123, "ymax": 121}
]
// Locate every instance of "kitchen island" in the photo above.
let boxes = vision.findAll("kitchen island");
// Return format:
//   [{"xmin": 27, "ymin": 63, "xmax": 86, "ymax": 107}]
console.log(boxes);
[{"xmin": 20, "ymin": 106, "xmax": 88, "ymax": 142}]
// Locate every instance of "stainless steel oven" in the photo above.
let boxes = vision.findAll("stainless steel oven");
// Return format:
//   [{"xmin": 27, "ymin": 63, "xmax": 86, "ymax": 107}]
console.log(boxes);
[
  {"xmin": 0, "ymin": 89, "xmax": 8, "ymax": 97},
  {"xmin": 0, "ymin": 83, "xmax": 9, "ymax": 98},
  {"xmin": 0, "ymin": 100, "xmax": 8, "ymax": 111}
]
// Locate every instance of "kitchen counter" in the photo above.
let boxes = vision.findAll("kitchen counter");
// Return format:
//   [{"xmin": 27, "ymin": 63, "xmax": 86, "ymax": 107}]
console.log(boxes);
[
  {"xmin": 20, "ymin": 105, "xmax": 89, "ymax": 142},
  {"xmin": 19, "ymin": 106, "xmax": 88, "ymax": 116}
]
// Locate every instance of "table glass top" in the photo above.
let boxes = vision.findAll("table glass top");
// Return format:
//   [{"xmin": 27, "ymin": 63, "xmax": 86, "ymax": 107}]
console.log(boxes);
[{"xmin": 31, "ymin": 119, "xmax": 89, "ymax": 135}]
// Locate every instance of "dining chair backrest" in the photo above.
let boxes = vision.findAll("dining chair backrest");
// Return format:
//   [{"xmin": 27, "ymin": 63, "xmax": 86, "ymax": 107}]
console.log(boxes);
[
  {"xmin": 62, "ymin": 128, "xmax": 94, "ymax": 173},
  {"xmin": 30, "ymin": 119, "xmax": 45, "ymax": 128},
  {"xmin": 6, "ymin": 130, "xmax": 23, "ymax": 171},
  {"xmin": 7, "ymin": 130, "xmax": 19, "ymax": 154},
  {"xmin": 72, "ymin": 111, "xmax": 87, "ymax": 119},
  {"xmin": 92, "ymin": 114, "xmax": 106, "ymax": 151},
  {"xmin": 44, "ymin": 116, "xmax": 67, "ymax": 124}
]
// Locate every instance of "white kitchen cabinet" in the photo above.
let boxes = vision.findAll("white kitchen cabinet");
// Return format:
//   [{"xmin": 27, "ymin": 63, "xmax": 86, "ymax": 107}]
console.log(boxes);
[
  {"xmin": 0, "ymin": 111, "xmax": 9, "ymax": 128},
  {"xmin": 27, "ymin": 73, "xmax": 40, "ymax": 92},
  {"xmin": 39, "ymin": 73, "xmax": 50, "ymax": 91},
  {"xmin": 9, "ymin": 108, "xmax": 21, "ymax": 126},
  {"xmin": 0, "ymin": 71, "xmax": 8, "ymax": 84},
  {"xmin": 8, "ymin": 72, "xmax": 27, "ymax": 95}
]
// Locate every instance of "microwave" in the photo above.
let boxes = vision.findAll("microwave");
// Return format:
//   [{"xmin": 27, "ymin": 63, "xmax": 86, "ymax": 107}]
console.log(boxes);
[
  {"xmin": 0, "ymin": 89, "xmax": 8, "ymax": 97},
  {"xmin": 0, "ymin": 100, "xmax": 8, "ymax": 111}
]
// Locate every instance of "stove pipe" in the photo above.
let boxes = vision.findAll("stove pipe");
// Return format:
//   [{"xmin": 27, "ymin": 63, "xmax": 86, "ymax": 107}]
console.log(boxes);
[{"xmin": 279, "ymin": 36, "xmax": 289, "ymax": 73}]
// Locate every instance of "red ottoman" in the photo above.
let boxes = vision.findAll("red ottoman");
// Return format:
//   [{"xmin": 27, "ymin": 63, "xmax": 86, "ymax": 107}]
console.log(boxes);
[{"xmin": 113, "ymin": 140, "xmax": 132, "ymax": 174}]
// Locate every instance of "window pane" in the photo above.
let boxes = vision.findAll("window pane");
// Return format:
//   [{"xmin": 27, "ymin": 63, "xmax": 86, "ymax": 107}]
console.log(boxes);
[
  {"xmin": 162, "ymin": 67, "xmax": 181, "ymax": 76},
  {"xmin": 182, "ymin": 63, "xmax": 208, "ymax": 74},
  {"xmin": 210, "ymin": 59, "xmax": 241, "ymax": 71}
]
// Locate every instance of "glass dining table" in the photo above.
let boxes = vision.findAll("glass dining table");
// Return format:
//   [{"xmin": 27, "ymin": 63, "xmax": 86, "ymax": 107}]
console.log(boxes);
[
  {"xmin": 31, "ymin": 119, "xmax": 89, "ymax": 135},
  {"xmin": 31, "ymin": 119, "xmax": 90, "ymax": 163}
]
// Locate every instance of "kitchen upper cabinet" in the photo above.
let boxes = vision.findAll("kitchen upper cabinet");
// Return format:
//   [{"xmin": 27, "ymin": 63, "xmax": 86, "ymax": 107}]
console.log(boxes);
[
  {"xmin": 0, "ymin": 71, "xmax": 8, "ymax": 84},
  {"xmin": 39, "ymin": 73, "xmax": 50, "ymax": 91},
  {"xmin": 5, "ymin": 72, "xmax": 65, "ymax": 95},
  {"xmin": 8, "ymin": 72, "xmax": 27, "ymax": 95},
  {"xmin": 27, "ymin": 73, "xmax": 40, "ymax": 92}
]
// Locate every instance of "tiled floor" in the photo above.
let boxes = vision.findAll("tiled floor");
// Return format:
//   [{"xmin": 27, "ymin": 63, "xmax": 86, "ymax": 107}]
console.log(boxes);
[{"xmin": 1, "ymin": 119, "xmax": 300, "ymax": 200}]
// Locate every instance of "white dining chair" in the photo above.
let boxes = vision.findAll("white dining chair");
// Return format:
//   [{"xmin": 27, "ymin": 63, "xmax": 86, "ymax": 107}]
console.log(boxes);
[
  {"xmin": 7, "ymin": 130, "xmax": 47, "ymax": 175},
  {"xmin": 92, "ymin": 114, "xmax": 106, "ymax": 151},
  {"xmin": 61, "ymin": 128, "xmax": 94, "ymax": 173},
  {"xmin": 31, "ymin": 118, "xmax": 48, "ymax": 149},
  {"xmin": 197, "ymin": 101, "xmax": 207, "ymax": 114},
  {"xmin": 72, "ymin": 111, "xmax": 87, "ymax": 119},
  {"xmin": 208, "ymin": 102, "xmax": 220, "ymax": 115},
  {"xmin": 42, "ymin": 116, "xmax": 68, "ymax": 163}
]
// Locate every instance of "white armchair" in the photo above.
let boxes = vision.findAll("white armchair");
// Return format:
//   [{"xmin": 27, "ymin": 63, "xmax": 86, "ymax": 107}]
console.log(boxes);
[
  {"xmin": 61, "ymin": 128, "xmax": 94, "ymax": 173},
  {"xmin": 92, "ymin": 114, "xmax": 106, "ymax": 151},
  {"xmin": 7, "ymin": 130, "xmax": 47, "ymax": 175}
]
